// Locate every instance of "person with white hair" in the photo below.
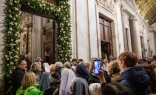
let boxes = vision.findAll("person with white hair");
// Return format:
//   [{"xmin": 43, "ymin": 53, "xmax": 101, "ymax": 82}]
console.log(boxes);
[
  {"xmin": 89, "ymin": 83, "xmax": 102, "ymax": 95},
  {"xmin": 55, "ymin": 62, "xmax": 64, "ymax": 75},
  {"xmin": 64, "ymin": 62, "xmax": 71, "ymax": 69}
]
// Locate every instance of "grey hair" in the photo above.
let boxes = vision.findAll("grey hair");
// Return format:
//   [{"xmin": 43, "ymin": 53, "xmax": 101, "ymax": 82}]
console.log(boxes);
[
  {"xmin": 64, "ymin": 62, "xmax": 71, "ymax": 69},
  {"xmin": 55, "ymin": 62, "xmax": 63, "ymax": 67}
]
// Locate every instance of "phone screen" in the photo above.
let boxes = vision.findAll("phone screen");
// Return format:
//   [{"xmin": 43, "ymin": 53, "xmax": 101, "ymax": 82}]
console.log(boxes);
[{"xmin": 94, "ymin": 60, "xmax": 101, "ymax": 75}]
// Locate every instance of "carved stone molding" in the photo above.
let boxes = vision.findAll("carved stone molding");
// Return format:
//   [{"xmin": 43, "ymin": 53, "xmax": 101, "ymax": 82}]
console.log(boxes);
[{"xmin": 97, "ymin": 0, "xmax": 115, "ymax": 12}]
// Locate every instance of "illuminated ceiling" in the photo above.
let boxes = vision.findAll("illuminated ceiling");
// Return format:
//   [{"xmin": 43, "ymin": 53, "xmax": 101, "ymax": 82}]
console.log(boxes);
[{"xmin": 135, "ymin": 0, "xmax": 156, "ymax": 25}]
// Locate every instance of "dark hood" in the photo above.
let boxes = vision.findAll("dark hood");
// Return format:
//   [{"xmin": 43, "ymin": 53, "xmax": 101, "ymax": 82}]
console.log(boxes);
[
  {"xmin": 76, "ymin": 64, "xmax": 90, "ymax": 79},
  {"xmin": 120, "ymin": 66, "xmax": 150, "ymax": 88}
]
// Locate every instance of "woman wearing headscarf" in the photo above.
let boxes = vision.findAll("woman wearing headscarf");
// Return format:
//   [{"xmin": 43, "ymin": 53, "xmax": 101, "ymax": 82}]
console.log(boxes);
[
  {"xmin": 70, "ymin": 64, "xmax": 89, "ymax": 95},
  {"xmin": 43, "ymin": 62, "xmax": 50, "ymax": 72},
  {"xmin": 75, "ymin": 64, "xmax": 90, "ymax": 79},
  {"xmin": 39, "ymin": 72, "xmax": 51, "ymax": 91},
  {"xmin": 59, "ymin": 68, "xmax": 75, "ymax": 95},
  {"xmin": 71, "ymin": 77, "xmax": 88, "ymax": 95}
]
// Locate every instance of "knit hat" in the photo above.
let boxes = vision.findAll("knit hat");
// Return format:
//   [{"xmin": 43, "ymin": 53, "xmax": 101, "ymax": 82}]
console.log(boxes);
[{"xmin": 49, "ymin": 72, "xmax": 60, "ymax": 83}]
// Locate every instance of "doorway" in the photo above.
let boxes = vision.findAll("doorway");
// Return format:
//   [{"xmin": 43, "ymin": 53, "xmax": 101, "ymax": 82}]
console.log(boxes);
[
  {"xmin": 42, "ymin": 20, "xmax": 56, "ymax": 64},
  {"xmin": 99, "ymin": 16, "xmax": 113, "ymax": 59}
]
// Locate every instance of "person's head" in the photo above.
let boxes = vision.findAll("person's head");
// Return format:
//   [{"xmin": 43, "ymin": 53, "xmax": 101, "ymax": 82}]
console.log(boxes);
[
  {"xmin": 49, "ymin": 71, "xmax": 60, "ymax": 84},
  {"xmin": 109, "ymin": 55, "xmax": 114, "ymax": 61},
  {"xmin": 35, "ymin": 57, "xmax": 42, "ymax": 62},
  {"xmin": 19, "ymin": 55, "xmax": 25, "ymax": 60},
  {"xmin": 76, "ymin": 64, "xmax": 90, "ymax": 79},
  {"xmin": 108, "ymin": 60, "xmax": 120, "ymax": 76},
  {"xmin": 21, "ymin": 72, "xmax": 36, "ymax": 87},
  {"xmin": 89, "ymin": 83, "xmax": 102, "ymax": 95},
  {"xmin": 64, "ymin": 62, "xmax": 71, "ymax": 69},
  {"xmin": 103, "ymin": 58, "xmax": 108, "ymax": 64},
  {"xmin": 55, "ymin": 62, "xmax": 63, "ymax": 69},
  {"xmin": 18, "ymin": 59, "xmax": 27, "ymax": 70},
  {"xmin": 102, "ymin": 82, "xmax": 133, "ymax": 95},
  {"xmin": 84, "ymin": 62, "xmax": 90, "ymax": 69},
  {"xmin": 77, "ymin": 59, "xmax": 83, "ymax": 64},
  {"xmin": 140, "ymin": 63, "xmax": 156, "ymax": 93},
  {"xmin": 30, "ymin": 63, "xmax": 39, "ymax": 71},
  {"xmin": 50, "ymin": 64, "xmax": 56, "ymax": 73},
  {"xmin": 72, "ymin": 58, "xmax": 77, "ymax": 66},
  {"xmin": 118, "ymin": 51, "xmax": 138, "ymax": 72},
  {"xmin": 146, "ymin": 57, "xmax": 153, "ymax": 64}
]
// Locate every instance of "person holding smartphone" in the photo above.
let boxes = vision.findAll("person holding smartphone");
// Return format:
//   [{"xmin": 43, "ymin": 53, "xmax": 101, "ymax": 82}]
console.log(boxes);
[{"xmin": 87, "ymin": 58, "xmax": 111, "ymax": 84}]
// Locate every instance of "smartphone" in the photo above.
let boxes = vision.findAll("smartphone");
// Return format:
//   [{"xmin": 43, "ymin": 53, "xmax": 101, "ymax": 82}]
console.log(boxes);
[{"xmin": 93, "ymin": 60, "xmax": 101, "ymax": 75}]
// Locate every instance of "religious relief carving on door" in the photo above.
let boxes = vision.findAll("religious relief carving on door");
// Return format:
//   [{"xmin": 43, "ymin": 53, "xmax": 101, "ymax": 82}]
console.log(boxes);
[
  {"xmin": 44, "ymin": 30, "xmax": 53, "ymax": 42},
  {"xmin": 20, "ymin": 12, "xmax": 33, "ymax": 57},
  {"xmin": 97, "ymin": 0, "xmax": 115, "ymax": 12}
]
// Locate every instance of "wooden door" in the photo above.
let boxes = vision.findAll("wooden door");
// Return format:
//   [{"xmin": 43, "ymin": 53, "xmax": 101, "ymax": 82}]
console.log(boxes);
[{"xmin": 99, "ymin": 17, "xmax": 113, "ymax": 59}]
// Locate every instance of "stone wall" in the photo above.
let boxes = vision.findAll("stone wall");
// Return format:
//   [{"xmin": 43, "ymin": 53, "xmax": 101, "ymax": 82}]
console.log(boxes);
[{"xmin": 0, "ymin": 0, "xmax": 5, "ymax": 94}]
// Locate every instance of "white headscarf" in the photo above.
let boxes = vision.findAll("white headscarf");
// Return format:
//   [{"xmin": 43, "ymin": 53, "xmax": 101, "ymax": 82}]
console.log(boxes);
[
  {"xmin": 89, "ymin": 83, "xmax": 102, "ymax": 95},
  {"xmin": 59, "ymin": 68, "xmax": 75, "ymax": 95},
  {"xmin": 43, "ymin": 62, "xmax": 50, "ymax": 72}
]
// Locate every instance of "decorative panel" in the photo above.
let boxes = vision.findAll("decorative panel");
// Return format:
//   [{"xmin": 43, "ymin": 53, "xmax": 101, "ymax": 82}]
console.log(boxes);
[{"xmin": 97, "ymin": 0, "xmax": 115, "ymax": 12}]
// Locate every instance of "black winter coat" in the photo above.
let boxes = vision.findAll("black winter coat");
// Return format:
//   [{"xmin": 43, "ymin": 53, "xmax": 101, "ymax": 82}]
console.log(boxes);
[{"xmin": 11, "ymin": 67, "xmax": 25, "ymax": 95}]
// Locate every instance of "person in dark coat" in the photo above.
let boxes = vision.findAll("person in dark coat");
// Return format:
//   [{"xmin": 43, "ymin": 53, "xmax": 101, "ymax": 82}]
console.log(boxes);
[
  {"xmin": 118, "ymin": 51, "xmax": 151, "ymax": 95},
  {"xmin": 25, "ymin": 57, "xmax": 32, "ymax": 71},
  {"xmin": 44, "ymin": 71, "xmax": 60, "ymax": 95},
  {"xmin": 11, "ymin": 59, "xmax": 27, "ymax": 95}
]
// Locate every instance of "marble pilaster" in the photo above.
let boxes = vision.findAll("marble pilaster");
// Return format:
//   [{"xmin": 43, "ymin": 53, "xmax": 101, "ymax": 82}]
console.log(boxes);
[
  {"xmin": 76, "ymin": 0, "xmax": 89, "ymax": 62},
  {"xmin": 88, "ymin": 0, "xmax": 98, "ymax": 59},
  {"xmin": 115, "ymin": 4, "xmax": 124, "ymax": 54}
]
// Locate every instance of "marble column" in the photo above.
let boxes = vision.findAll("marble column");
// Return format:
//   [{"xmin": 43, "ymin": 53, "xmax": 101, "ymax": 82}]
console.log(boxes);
[{"xmin": 129, "ymin": 16, "xmax": 139, "ymax": 56}]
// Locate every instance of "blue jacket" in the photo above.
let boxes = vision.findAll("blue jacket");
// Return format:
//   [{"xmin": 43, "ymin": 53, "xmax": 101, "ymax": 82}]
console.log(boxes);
[{"xmin": 120, "ymin": 66, "xmax": 151, "ymax": 95}]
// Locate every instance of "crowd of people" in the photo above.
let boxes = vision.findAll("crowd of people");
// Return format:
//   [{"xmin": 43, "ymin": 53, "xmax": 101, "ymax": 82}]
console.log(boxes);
[{"xmin": 11, "ymin": 51, "xmax": 156, "ymax": 95}]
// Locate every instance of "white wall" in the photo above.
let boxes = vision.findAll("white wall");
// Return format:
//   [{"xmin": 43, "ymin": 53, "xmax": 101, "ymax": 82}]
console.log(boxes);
[
  {"xmin": 76, "ymin": 0, "xmax": 90, "ymax": 62},
  {"xmin": 71, "ymin": 0, "xmax": 99, "ymax": 62},
  {"xmin": 0, "ymin": 0, "xmax": 5, "ymax": 92}
]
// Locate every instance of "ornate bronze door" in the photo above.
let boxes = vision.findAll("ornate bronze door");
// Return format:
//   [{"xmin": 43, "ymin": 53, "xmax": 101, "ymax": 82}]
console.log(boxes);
[{"xmin": 43, "ymin": 20, "xmax": 56, "ymax": 64}]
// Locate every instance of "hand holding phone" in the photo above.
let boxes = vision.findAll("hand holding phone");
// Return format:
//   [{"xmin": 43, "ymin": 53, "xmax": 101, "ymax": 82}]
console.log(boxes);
[{"xmin": 94, "ymin": 60, "xmax": 101, "ymax": 75}]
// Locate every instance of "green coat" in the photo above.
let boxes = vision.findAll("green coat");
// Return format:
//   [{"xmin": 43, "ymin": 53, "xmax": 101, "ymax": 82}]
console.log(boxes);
[{"xmin": 16, "ymin": 85, "xmax": 43, "ymax": 95}]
